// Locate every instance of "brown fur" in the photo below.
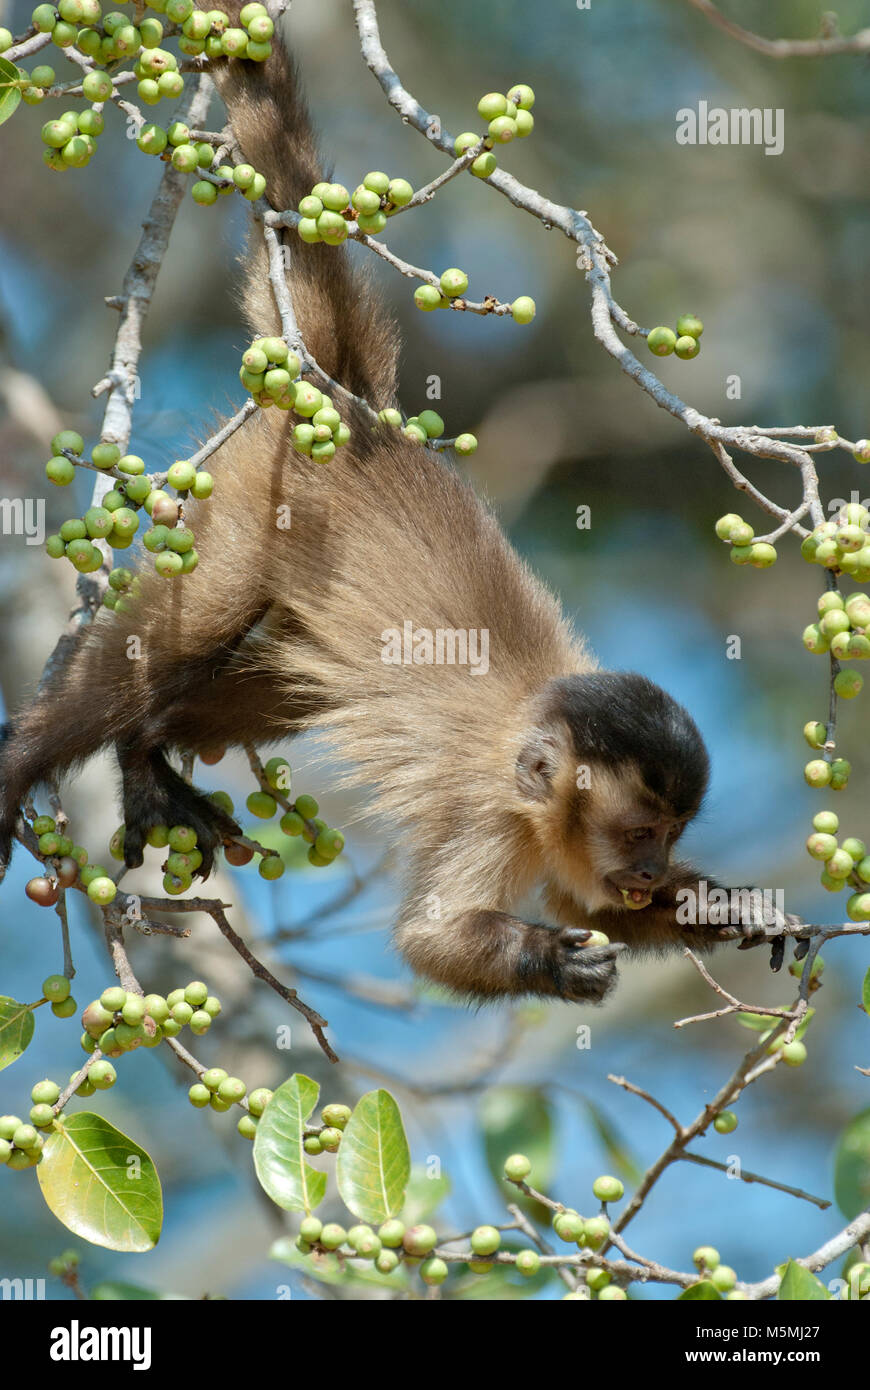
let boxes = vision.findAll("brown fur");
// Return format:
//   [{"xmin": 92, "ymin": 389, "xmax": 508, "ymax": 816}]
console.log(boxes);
[{"xmin": 0, "ymin": 18, "xmax": 760, "ymax": 1004}]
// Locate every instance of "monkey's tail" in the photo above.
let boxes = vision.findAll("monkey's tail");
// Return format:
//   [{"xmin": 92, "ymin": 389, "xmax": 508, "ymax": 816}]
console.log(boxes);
[{"xmin": 212, "ymin": 12, "xmax": 400, "ymax": 406}]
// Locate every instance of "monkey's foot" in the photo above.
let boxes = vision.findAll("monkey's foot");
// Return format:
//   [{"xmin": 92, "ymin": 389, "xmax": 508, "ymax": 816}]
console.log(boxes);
[{"xmin": 119, "ymin": 743, "xmax": 240, "ymax": 879}]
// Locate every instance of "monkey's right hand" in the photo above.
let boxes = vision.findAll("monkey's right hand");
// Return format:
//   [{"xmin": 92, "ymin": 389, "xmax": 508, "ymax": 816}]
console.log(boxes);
[
  {"xmin": 547, "ymin": 927, "xmax": 626, "ymax": 1004},
  {"xmin": 395, "ymin": 908, "xmax": 626, "ymax": 1004}
]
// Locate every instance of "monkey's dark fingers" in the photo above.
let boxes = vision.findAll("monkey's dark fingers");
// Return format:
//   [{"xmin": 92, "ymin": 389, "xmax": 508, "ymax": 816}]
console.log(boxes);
[
  {"xmin": 558, "ymin": 926, "xmax": 591, "ymax": 948},
  {"xmin": 552, "ymin": 929, "xmax": 625, "ymax": 1003},
  {"xmin": 733, "ymin": 906, "xmax": 803, "ymax": 944},
  {"xmin": 559, "ymin": 933, "xmax": 627, "ymax": 962}
]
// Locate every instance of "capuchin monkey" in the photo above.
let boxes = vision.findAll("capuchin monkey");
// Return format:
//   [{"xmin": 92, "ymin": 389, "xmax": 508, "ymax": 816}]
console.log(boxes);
[{"xmin": 0, "ymin": 14, "xmax": 780, "ymax": 1004}]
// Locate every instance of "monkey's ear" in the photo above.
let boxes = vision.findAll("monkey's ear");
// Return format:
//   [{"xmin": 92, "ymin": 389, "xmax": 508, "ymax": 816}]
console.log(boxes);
[{"xmin": 515, "ymin": 729, "xmax": 562, "ymax": 802}]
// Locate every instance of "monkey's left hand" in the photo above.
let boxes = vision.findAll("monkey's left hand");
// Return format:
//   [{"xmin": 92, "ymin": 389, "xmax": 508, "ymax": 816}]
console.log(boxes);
[{"xmin": 547, "ymin": 867, "xmax": 802, "ymax": 972}]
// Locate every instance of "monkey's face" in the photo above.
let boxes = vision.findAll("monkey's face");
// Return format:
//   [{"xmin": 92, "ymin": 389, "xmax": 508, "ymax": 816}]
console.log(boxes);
[
  {"xmin": 576, "ymin": 765, "xmax": 689, "ymax": 911},
  {"xmin": 515, "ymin": 673, "xmax": 709, "ymax": 914},
  {"xmin": 522, "ymin": 758, "xmax": 691, "ymax": 913}
]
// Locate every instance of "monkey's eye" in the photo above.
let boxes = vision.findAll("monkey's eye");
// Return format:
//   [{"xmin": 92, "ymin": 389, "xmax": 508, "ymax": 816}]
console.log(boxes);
[{"xmin": 625, "ymin": 826, "xmax": 653, "ymax": 843}]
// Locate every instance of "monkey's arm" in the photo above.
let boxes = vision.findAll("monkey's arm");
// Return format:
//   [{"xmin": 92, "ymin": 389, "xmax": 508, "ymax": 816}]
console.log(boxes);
[
  {"xmin": 545, "ymin": 864, "xmax": 779, "ymax": 956},
  {"xmin": 394, "ymin": 906, "xmax": 625, "ymax": 1004}
]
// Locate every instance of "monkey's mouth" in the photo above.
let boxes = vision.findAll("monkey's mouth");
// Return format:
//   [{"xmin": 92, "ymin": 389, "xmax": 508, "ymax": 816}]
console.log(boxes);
[{"xmin": 618, "ymin": 887, "xmax": 653, "ymax": 911}]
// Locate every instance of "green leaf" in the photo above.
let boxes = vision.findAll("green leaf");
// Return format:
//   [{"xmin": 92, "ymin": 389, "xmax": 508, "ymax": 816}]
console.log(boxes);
[
  {"xmin": 90, "ymin": 1282, "xmax": 184, "ymax": 1300},
  {"xmin": 480, "ymin": 1085, "xmax": 555, "ymax": 1192},
  {"xmin": 0, "ymin": 995, "xmax": 35, "ymax": 1071},
  {"xmin": 777, "ymin": 1259, "xmax": 830, "ymax": 1301},
  {"xmin": 581, "ymin": 1095, "xmax": 642, "ymax": 1184},
  {"xmin": 678, "ymin": 1280, "xmax": 722, "ymax": 1300},
  {"xmin": 736, "ymin": 1011, "xmax": 775, "ymax": 1031},
  {"xmin": 862, "ymin": 966, "xmax": 870, "ymax": 1015},
  {"xmin": 402, "ymin": 1164, "xmax": 451, "ymax": 1224},
  {"xmin": 37, "ymin": 1113, "xmax": 163, "ymax": 1252},
  {"xmin": 736, "ymin": 1008, "xmax": 814, "ymax": 1047},
  {"xmin": 0, "ymin": 58, "xmax": 22, "ymax": 127},
  {"xmin": 834, "ymin": 1108, "xmax": 870, "ymax": 1219},
  {"xmin": 253, "ymin": 1073, "xmax": 327, "ymax": 1214},
  {"xmin": 454, "ymin": 1238, "xmax": 557, "ymax": 1299},
  {"xmin": 271, "ymin": 1236, "xmax": 409, "ymax": 1290},
  {"xmin": 335, "ymin": 1088, "xmax": 410, "ymax": 1223}
]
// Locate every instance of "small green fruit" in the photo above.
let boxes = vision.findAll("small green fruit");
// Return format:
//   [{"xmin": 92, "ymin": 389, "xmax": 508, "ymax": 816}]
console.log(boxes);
[
  {"xmin": 647, "ymin": 326, "xmax": 677, "ymax": 356},
  {"xmin": 440, "ymin": 268, "xmax": 468, "ymax": 298},
  {"xmin": 511, "ymin": 296, "xmax": 536, "ymax": 325},
  {"xmin": 592, "ymin": 1174, "xmax": 624, "ymax": 1202},
  {"xmin": 42, "ymin": 976, "xmax": 71, "ymax": 1004},
  {"xmin": 420, "ymin": 1256, "xmax": 448, "ymax": 1285},
  {"xmin": 403, "ymin": 1224, "xmax": 437, "ymax": 1257},
  {"xmin": 503, "ymin": 1153, "xmax": 531, "ymax": 1180},
  {"xmin": 710, "ymin": 1264, "xmax": 737, "ymax": 1292},
  {"xmin": 470, "ymin": 1225, "xmax": 500, "ymax": 1256}
]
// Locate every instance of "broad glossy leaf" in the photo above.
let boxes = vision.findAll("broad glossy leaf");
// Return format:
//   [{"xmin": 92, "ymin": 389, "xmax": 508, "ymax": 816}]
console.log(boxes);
[
  {"xmin": 253, "ymin": 1073, "xmax": 326, "ymax": 1213},
  {"xmin": 0, "ymin": 58, "xmax": 22, "ymax": 128},
  {"xmin": 0, "ymin": 995, "xmax": 34, "ymax": 1070},
  {"xmin": 678, "ymin": 1281, "xmax": 722, "ymax": 1300},
  {"xmin": 862, "ymin": 966, "xmax": 870, "ymax": 1015},
  {"xmin": 834, "ymin": 1108, "xmax": 870, "ymax": 1219},
  {"xmin": 37, "ymin": 1112, "xmax": 162, "ymax": 1252},
  {"xmin": 336, "ymin": 1088, "xmax": 410, "ymax": 1222},
  {"xmin": 777, "ymin": 1259, "xmax": 830, "ymax": 1301}
]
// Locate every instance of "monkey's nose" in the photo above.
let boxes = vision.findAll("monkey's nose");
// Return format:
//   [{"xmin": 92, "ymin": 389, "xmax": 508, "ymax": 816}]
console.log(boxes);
[{"xmin": 615, "ymin": 868, "xmax": 660, "ymax": 891}]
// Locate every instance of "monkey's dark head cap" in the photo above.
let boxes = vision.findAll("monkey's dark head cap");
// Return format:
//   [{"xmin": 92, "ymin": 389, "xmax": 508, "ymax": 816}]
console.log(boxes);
[{"xmin": 546, "ymin": 671, "xmax": 710, "ymax": 817}]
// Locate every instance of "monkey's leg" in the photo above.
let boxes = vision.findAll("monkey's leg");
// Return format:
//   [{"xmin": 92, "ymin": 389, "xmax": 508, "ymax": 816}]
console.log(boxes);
[
  {"xmin": 395, "ymin": 906, "xmax": 625, "ymax": 1004},
  {"xmin": 117, "ymin": 657, "xmax": 314, "ymax": 875}
]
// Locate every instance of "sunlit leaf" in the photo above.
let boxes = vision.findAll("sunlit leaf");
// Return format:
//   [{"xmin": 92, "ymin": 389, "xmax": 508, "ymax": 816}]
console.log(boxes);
[
  {"xmin": 862, "ymin": 967, "xmax": 870, "ymax": 1016},
  {"xmin": 253, "ymin": 1073, "xmax": 326, "ymax": 1214},
  {"xmin": 777, "ymin": 1259, "xmax": 830, "ymax": 1300},
  {"xmin": 37, "ymin": 1113, "xmax": 162, "ymax": 1252},
  {"xmin": 678, "ymin": 1281, "xmax": 722, "ymax": 1300},
  {"xmin": 0, "ymin": 995, "xmax": 34, "ymax": 1071},
  {"xmin": 336, "ymin": 1088, "xmax": 410, "ymax": 1222},
  {"xmin": 834, "ymin": 1108, "xmax": 870, "ymax": 1219},
  {"xmin": 0, "ymin": 58, "xmax": 22, "ymax": 128}
]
